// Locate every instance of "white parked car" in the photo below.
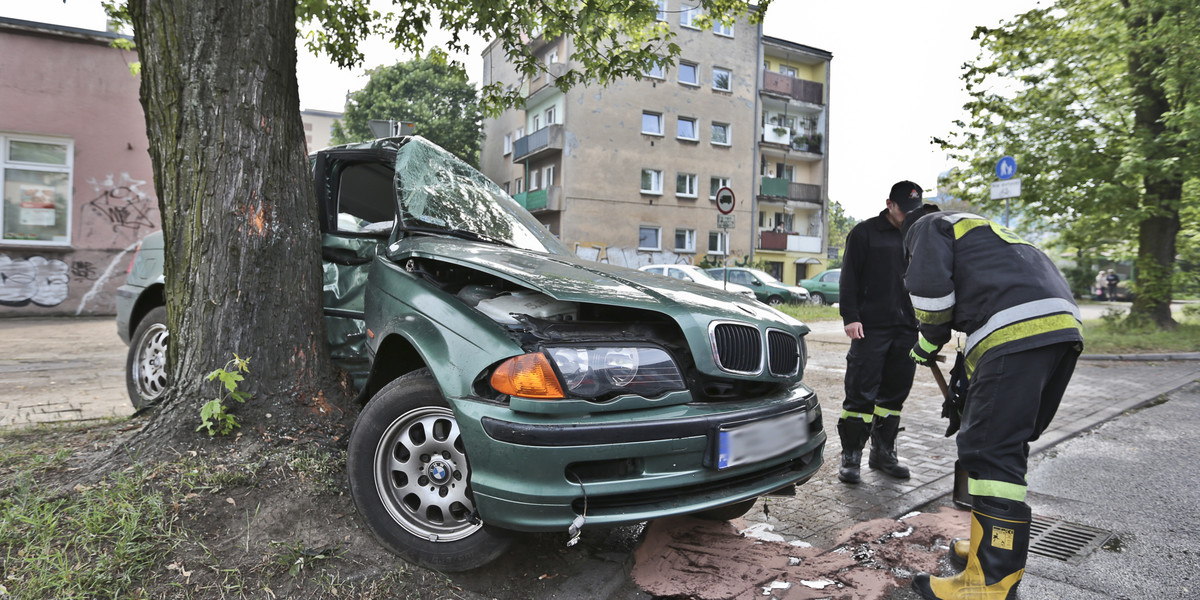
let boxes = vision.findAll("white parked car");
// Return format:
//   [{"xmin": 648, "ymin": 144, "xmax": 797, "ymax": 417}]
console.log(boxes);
[{"xmin": 639, "ymin": 264, "xmax": 759, "ymax": 300}]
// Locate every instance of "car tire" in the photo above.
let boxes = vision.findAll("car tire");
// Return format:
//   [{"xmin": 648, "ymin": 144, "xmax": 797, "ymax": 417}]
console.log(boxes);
[
  {"xmin": 692, "ymin": 498, "xmax": 758, "ymax": 521},
  {"xmin": 767, "ymin": 295, "xmax": 785, "ymax": 307},
  {"xmin": 347, "ymin": 369, "xmax": 511, "ymax": 572},
  {"xmin": 810, "ymin": 293, "xmax": 826, "ymax": 306},
  {"xmin": 125, "ymin": 305, "xmax": 169, "ymax": 410}
]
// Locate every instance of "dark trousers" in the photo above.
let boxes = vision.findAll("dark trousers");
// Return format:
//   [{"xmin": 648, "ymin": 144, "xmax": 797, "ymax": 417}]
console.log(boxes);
[
  {"xmin": 843, "ymin": 326, "xmax": 917, "ymax": 416},
  {"xmin": 958, "ymin": 342, "xmax": 1081, "ymax": 500}
]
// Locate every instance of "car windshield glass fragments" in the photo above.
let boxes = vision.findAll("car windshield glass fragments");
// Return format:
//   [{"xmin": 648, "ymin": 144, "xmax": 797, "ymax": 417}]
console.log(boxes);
[{"xmin": 394, "ymin": 137, "xmax": 569, "ymax": 255}]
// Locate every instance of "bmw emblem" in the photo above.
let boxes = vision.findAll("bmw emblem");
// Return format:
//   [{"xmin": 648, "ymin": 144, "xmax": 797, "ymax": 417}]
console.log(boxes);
[{"xmin": 428, "ymin": 461, "xmax": 450, "ymax": 484}]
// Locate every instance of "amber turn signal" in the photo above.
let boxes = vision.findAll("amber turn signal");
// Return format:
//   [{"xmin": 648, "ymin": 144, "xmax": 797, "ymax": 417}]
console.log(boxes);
[{"xmin": 490, "ymin": 353, "xmax": 565, "ymax": 399}]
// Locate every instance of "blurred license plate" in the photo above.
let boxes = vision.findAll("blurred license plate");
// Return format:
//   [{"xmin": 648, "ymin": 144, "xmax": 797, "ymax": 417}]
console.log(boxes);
[{"xmin": 716, "ymin": 411, "xmax": 808, "ymax": 470}]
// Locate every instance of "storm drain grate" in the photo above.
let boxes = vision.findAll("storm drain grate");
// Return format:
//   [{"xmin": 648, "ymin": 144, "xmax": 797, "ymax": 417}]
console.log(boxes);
[{"xmin": 1029, "ymin": 515, "xmax": 1113, "ymax": 565}]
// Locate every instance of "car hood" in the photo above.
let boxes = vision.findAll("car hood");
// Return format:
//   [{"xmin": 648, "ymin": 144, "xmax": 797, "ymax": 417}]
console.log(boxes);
[{"xmin": 390, "ymin": 236, "xmax": 808, "ymax": 334}]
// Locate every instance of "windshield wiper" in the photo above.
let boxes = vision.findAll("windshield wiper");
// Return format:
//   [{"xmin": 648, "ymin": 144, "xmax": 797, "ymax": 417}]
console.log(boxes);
[{"xmin": 400, "ymin": 224, "xmax": 517, "ymax": 248}]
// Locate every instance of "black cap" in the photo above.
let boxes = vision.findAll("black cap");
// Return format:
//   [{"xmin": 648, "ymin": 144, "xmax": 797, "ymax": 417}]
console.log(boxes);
[{"xmin": 889, "ymin": 180, "xmax": 923, "ymax": 214}]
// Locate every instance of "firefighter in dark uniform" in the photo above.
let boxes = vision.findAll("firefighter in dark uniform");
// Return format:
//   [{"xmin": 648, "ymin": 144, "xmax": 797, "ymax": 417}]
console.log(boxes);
[
  {"xmin": 834, "ymin": 181, "xmax": 922, "ymax": 484},
  {"xmin": 900, "ymin": 202, "xmax": 1083, "ymax": 600}
]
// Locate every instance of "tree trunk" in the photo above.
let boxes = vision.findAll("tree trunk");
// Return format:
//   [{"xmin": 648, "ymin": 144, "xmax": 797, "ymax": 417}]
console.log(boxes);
[
  {"xmin": 128, "ymin": 0, "xmax": 345, "ymax": 446},
  {"xmin": 1125, "ymin": 2, "xmax": 1181, "ymax": 330}
]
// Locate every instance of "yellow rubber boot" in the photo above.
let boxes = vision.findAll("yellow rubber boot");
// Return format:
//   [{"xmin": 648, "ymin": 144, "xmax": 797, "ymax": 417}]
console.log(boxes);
[{"xmin": 912, "ymin": 497, "xmax": 1030, "ymax": 600}]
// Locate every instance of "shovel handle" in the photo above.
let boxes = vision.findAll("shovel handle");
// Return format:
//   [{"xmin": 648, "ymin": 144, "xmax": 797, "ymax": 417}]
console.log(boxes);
[{"xmin": 928, "ymin": 354, "xmax": 951, "ymax": 401}]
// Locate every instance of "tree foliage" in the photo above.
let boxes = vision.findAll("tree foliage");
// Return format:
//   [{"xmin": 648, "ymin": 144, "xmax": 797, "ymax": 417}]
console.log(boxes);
[
  {"xmin": 937, "ymin": 0, "xmax": 1199, "ymax": 328},
  {"xmin": 825, "ymin": 200, "xmax": 857, "ymax": 267},
  {"xmin": 331, "ymin": 52, "xmax": 482, "ymax": 166}
]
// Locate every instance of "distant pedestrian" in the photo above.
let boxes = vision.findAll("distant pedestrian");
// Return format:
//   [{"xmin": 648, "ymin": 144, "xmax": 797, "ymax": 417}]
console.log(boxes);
[
  {"xmin": 1106, "ymin": 269, "xmax": 1120, "ymax": 301},
  {"xmin": 899, "ymin": 203, "xmax": 1083, "ymax": 600},
  {"xmin": 1095, "ymin": 270, "xmax": 1107, "ymax": 300},
  {"xmin": 834, "ymin": 180, "xmax": 920, "ymax": 484}
]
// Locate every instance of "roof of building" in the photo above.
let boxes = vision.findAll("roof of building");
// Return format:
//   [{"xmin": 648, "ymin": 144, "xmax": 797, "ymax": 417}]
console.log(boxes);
[
  {"xmin": 0, "ymin": 16, "xmax": 132, "ymax": 46},
  {"xmin": 762, "ymin": 35, "xmax": 833, "ymax": 61}
]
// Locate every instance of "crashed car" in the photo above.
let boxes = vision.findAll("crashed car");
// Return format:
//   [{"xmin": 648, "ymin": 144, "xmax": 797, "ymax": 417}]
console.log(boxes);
[{"xmin": 115, "ymin": 136, "xmax": 826, "ymax": 571}]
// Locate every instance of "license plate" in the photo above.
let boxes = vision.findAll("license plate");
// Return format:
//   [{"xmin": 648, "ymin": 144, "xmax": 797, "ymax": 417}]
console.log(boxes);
[{"xmin": 715, "ymin": 410, "xmax": 808, "ymax": 470}]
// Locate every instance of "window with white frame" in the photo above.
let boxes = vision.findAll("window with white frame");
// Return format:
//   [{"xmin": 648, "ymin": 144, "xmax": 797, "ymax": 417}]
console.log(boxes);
[
  {"xmin": 676, "ymin": 172, "xmax": 698, "ymax": 198},
  {"xmin": 542, "ymin": 165, "xmax": 555, "ymax": 188},
  {"xmin": 642, "ymin": 111, "xmax": 663, "ymax": 135},
  {"xmin": 779, "ymin": 64, "xmax": 797, "ymax": 77},
  {"xmin": 514, "ymin": 177, "xmax": 524, "ymax": 194},
  {"xmin": 640, "ymin": 169, "xmax": 663, "ymax": 194},
  {"xmin": 546, "ymin": 49, "xmax": 558, "ymax": 65},
  {"xmin": 712, "ymin": 17, "xmax": 733, "ymax": 37},
  {"xmin": 708, "ymin": 230, "xmax": 729, "ymax": 255},
  {"xmin": 544, "ymin": 106, "xmax": 556, "ymax": 126},
  {"xmin": 529, "ymin": 169, "xmax": 540, "ymax": 191},
  {"xmin": 676, "ymin": 117, "xmax": 697, "ymax": 140},
  {"xmin": 532, "ymin": 114, "xmax": 541, "ymax": 131},
  {"xmin": 675, "ymin": 228, "xmax": 696, "ymax": 252},
  {"xmin": 645, "ymin": 61, "xmax": 665, "ymax": 79},
  {"xmin": 712, "ymin": 67, "xmax": 731, "ymax": 91},
  {"xmin": 680, "ymin": 4, "xmax": 700, "ymax": 28},
  {"xmin": 655, "ymin": 0, "xmax": 667, "ymax": 21},
  {"xmin": 503, "ymin": 133, "xmax": 512, "ymax": 155},
  {"xmin": 1, "ymin": 135, "xmax": 73, "ymax": 245},
  {"xmin": 515, "ymin": 127, "xmax": 525, "ymax": 141},
  {"xmin": 639, "ymin": 225, "xmax": 661, "ymax": 251},
  {"xmin": 709, "ymin": 176, "xmax": 731, "ymax": 200},
  {"xmin": 678, "ymin": 61, "xmax": 698, "ymax": 86},
  {"xmin": 711, "ymin": 121, "xmax": 730, "ymax": 145}
]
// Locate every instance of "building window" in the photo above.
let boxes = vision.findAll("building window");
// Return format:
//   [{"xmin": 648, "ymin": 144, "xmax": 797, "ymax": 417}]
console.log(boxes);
[
  {"xmin": 655, "ymin": 0, "xmax": 667, "ymax": 21},
  {"xmin": 708, "ymin": 230, "xmax": 729, "ymax": 255},
  {"xmin": 514, "ymin": 177, "xmax": 524, "ymax": 194},
  {"xmin": 639, "ymin": 225, "xmax": 661, "ymax": 251},
  {"xmin": 529, "ymin": 169, "xmax": 540, "ymax": 191},
  {"xmin": 678, "ymin": 61, "xmax": 698, "ymax": 86},
  {"xmin": 542, "ymin": 165, "xmax": 555, "ymax": 188},
  {"xmin": 713, "ymin": 18, "xmax": 733, "ymax": 37},
  {"xmin": 645, "ymin": 61, "xmax": 665, "ymax": 79},
  {"xmin": 675, "ymin": 228, "xmax": 696, "ymax": 252},
  {"xmin": 546, "ymin": 49, "xmax": 558, "ymax": 65},
  {"xmin": 503, "ymin": 133, "xmax": 512, "ymax": 155},
  {"xmin": 515, "ymin": 127, "xmax": 525, "ymax": 141},
  {"xmin": 532, "ymin": 114, "xmax": 541, "ymax": 132},
  {"xmin": 676, "ymin": 172, "xmax": 698, "ymax": 198},
  {"xmin": 676, "ymin": 117, "xmax": 697, "ymax": 140},
  {"xmin": 712, "ymin": 67, "xmax": 731, "ymax": 91},
  {"xmin": 1, "ymin": 135, "xmax": 73, "ymax": 245},
  {"xmin": 680, "ymin": 4, "xmax": 700, "ymax": 29},
  {"xmin": 544, "ymin": 106, "xmax": 556, "ymax": 126},
  {"xmin": 503, "ymin": 181, "xmax": 510, "ymax": 194},
  {"xmin": 709, "ymin": 176, "xmax": 731, "ymax": 200},
  {"xmin": 711, "ymin": 122, "xmax": 730, "ymax": 145},
  {"xmin": 642, "ymin": 111, "xmax": 663, "ymax": 135},
  {"xmin": 640, "ymin": 169, "xmax": 663, "ymax": 194},
  {"xmin": 779, "ymin": 64, "xmax": 797, "ymax": 77}
]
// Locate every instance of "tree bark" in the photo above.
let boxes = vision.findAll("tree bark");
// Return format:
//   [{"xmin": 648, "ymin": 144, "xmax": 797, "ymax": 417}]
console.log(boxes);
[
  {"xmin": 1125, "ymin": 2, "xmax": 1181, "ymax": 329},
  {"xmin": 128, "ymin": 0, "xmax": 344, "ymax": 445}
]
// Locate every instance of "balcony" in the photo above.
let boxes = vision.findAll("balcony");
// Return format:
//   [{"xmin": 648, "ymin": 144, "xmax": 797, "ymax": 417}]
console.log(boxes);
[
  {"xmin": 513, "ymin": 124, "xmax": 564, "ymax": 163},
  {"xmin": 523, "ymin": 62, "xmax": 569, "ymax": 103},
  {"xmin": 513, "ymin": 185, "xmax": 562, "ymax": 212},
  {"xmin": 759, "ymin": 178, "xmax": 822, "ymax": 203},
  {"xmin": 761, "ymin": 71, "xmax": 824, "ymax": 105},
  {"xmin": 759, "ymin": 231, "xmax": 822, "ymax": 253},
  {"xmin": 761, "ymin": 127, "xmax": 823, "ymax": 155}
]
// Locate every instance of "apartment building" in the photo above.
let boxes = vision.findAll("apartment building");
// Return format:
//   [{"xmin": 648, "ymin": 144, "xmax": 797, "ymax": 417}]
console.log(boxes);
[
  {"xmin": 300, "ymin": 109, "xmax": 343, "ymax": 153},
  {"xmin": 480, "ymin": 6, "xmax": 830, "ymax": 282}
]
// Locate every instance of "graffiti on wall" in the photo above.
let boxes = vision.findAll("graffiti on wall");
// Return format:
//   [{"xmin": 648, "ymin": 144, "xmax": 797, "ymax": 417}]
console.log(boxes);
[
  {"xmin": 0, "ymin": 254, "xmax": 70, "ymax": 307},
  {"xmin": 86, "ymin": 173, "xmax": 157, "ymax": 237},
  {"xmin": 71, "ymin": 261, "xmax": 99, "ymax": 281}
]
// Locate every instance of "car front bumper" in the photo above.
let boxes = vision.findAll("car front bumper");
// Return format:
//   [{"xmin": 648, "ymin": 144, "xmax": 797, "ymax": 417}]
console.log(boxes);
[{"xmin": 451, "ymin": 383, "xmax": 824, "ymax": 532}]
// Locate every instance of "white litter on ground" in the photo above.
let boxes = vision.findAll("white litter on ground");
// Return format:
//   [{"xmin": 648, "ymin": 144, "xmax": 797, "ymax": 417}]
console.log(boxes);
[
  {"xmin": 762, "ymin": 580, "xmax": 792, "ymax": 595},
  {"xmin": 800, "ymin": 578, "xmax": 837, "ymax": 589},
  {"xmin": 900, "ymin": 511, "xmax": 922, "ymax": 520},
  {"xmin": 741, "ymin": 523, "xmax": 787, "ymax": 543},
  {"xmin": 788, "ymin": 539, "xmax": 813, "ymax": 548},
  {"xmin": 892, "ymin": 526, "xmax": 915, "ymax": 538}
]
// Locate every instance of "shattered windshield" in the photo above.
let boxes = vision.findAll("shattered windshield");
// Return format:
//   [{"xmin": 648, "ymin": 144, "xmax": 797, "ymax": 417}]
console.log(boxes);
[{"xmin": 394, "ymin": 137, "xmax": 570, "ymax": 255}]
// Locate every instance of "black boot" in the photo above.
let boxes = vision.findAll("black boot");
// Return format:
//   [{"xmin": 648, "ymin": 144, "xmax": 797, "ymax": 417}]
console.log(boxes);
[
  {"xmin": 912, "ymin": 497, "xmax": 1031, "ymax": 599},
  {"xmin": 836, "ymin": 418, "xmax": 871, "ymax": 484},
  {"xmin": 868, "ymin": 414, "xmax": 910, "ymax": 479}
]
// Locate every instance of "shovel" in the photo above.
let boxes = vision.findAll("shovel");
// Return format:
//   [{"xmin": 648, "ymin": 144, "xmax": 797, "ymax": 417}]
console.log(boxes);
[{"xmin": 928, "ymin": 354, "xmax": 973, "ymax": 510}]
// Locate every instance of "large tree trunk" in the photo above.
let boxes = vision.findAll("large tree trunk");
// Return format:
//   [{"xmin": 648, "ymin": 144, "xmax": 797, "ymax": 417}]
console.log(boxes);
[
  {"xmin": 128, "ymin": 0, "xmax": 344, "ymax": 445},
  {"xmin": 1125, "ymin": 2, "xmax": 1181, "ymax": 330}
]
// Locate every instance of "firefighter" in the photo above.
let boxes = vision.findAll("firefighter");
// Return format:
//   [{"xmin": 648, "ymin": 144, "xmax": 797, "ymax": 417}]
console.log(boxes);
[
  {"xmin": 899, "ymin": 202, "xmax": 1083, "ymax": 600},
  {"xmin": 835, "ymin": 181, "xmax": 921, "ymax": 483}
]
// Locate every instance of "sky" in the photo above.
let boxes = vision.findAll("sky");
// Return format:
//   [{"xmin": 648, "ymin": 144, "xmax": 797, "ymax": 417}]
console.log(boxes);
[{"xmin": 3, "ymin": 0, "xmax": 1044, "ymax": 220}]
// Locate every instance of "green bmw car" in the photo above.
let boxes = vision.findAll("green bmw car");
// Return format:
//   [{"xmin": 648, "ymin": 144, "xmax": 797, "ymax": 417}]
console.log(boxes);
[{"xmin": 116, "ymin": 136, "xmax": 825, "ymax": 572}]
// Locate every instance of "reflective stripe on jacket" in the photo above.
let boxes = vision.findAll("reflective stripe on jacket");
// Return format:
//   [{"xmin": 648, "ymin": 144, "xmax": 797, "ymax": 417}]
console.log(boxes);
[{"xmin": 903, "ymin": 211, "xmax": 1083, "ymax": 377}]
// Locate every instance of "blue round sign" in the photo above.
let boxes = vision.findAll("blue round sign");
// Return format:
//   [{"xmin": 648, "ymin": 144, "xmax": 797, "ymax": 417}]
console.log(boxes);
[{"xmin": 995, "ymin": 156, "xmax": 1017, "ymax": 180}]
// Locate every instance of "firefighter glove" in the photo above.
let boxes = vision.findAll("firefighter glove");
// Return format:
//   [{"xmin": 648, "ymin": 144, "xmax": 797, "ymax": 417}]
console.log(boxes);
[{"xmin": 910, "ymin": 335, "xmax": 940, "ymax": 366}]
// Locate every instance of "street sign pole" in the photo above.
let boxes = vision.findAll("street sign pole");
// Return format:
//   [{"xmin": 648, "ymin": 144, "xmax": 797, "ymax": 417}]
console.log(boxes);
[
  {"xmin": 715, "ymin": 187, "xmax": 736, "ymax": 290},
  {"xmin": 994, "ymin": 156, "xmax": 1019, "ymax": 227}
]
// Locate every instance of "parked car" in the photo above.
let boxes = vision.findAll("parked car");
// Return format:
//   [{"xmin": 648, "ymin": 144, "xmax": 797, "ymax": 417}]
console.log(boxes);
[
  {"xmin": 115, "ymin": 136, "xmax": 826, "ymax": 572},
  {"xmin": 705, "ymin": 267, "xmax": 809, "ymax": 306},
  {"xmin": 799, "ymin": 268, "xmax": 840, "ymax": 305},
  {"xmin": 638, "ymin": 264, "xmax": 757, "ymax": 300}
]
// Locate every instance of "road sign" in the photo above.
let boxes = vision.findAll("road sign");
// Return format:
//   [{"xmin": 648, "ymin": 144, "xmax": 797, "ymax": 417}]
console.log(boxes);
[
  {"xmin": 717, "ymin": 214, "xmax": 735, "ymax": 229},
  {"xmin": 995, "ymin": 156, "xmax": 1017, "ymax": 180},
  {"xmin": 716, "ymin": 187, "xmax": 735, "ymax": 214},
  {"xmin": 990, "ymin": 178, "xmax": 1022, "ymax": 200}
]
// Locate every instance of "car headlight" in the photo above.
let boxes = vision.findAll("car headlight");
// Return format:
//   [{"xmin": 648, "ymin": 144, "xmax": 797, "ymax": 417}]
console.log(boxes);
[{"xmin": 491, "ymin": 346, "xmax": 686, "ymax": 400}]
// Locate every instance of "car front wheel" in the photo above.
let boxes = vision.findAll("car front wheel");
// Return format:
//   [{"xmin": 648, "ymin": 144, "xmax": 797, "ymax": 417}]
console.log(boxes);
[
  {"xmin": 125, "ymin": 306, "xmax": 169, "ymax": 409},
  {"xmin": 809, "ymin": 293, "xmax": 826, "ymax": 305},
  {"xmin": 767, "ymin": 295, "xmax": 785, "ymax": 307},
  {"xmin": 347, "ymin": 369, "xmax": 511, "ymax": 571}
]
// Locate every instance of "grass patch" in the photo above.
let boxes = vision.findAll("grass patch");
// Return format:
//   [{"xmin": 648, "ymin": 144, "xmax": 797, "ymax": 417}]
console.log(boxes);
[
  {"xmin": 1082, "ymin": 321, "xmax": 1200, "ymax": 354},
  {"xmin": 778, "ymin": 303, "xmax": 841, "ymax": 323}
]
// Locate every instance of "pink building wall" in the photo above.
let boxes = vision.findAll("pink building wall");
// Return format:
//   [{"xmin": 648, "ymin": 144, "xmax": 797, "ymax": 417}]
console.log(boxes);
[{"xmin": 0, "ymin": 18, "xmax": 159, "ymax": 316}]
